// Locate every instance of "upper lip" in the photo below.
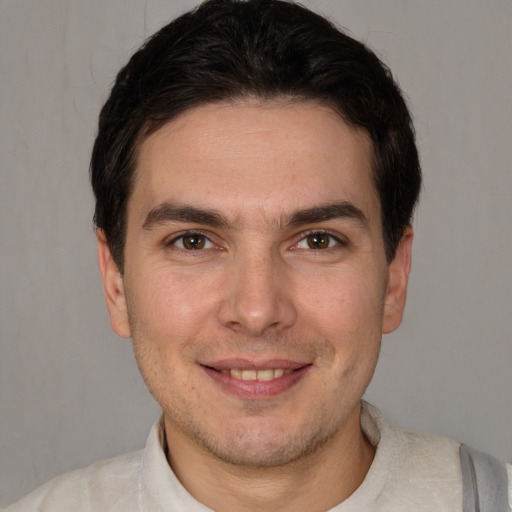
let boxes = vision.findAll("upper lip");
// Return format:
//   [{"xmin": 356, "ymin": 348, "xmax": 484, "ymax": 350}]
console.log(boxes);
[{"xmin": 201, "ymin": 359, "xmax": 310, "ymax": 371}]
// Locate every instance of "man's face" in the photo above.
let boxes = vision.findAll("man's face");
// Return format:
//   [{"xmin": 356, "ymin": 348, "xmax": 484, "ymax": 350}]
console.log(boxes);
[{"xmin": 99, "ymin": 100, "xmax": 411, "ymax": 467}]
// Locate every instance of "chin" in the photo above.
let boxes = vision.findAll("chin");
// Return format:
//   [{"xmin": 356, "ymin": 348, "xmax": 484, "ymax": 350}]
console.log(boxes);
[{"xmin": 185, "ymin": 413, "xmax": 342, "ymax": 469}]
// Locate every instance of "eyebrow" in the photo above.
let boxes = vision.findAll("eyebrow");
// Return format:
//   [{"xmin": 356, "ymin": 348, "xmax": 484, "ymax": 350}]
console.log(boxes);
[
  {"xmin": 142, "ymin": 203, "xmax": 229, "ymax": 230},
  {"xmin": 142, "ymin": 201, "xmax": 367, "ymax": 231},
  {"xmin": 285, "ymin": 202, "xmax": 367, "ymax": 228}
]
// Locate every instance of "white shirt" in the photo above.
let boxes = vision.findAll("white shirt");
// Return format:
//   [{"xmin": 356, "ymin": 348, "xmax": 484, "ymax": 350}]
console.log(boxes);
[{"xmin": 4, "ymin": 403, "xmax": 511, "ymax": 511}]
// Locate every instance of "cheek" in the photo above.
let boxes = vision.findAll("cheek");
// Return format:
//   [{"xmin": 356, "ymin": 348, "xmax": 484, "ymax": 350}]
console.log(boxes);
[
  {"xmin": 126, "ymin": 271, "xmax": 218, "ymax": 397},
  {"xmin": 297, "ymin": 268, "xmax": 386, "ymax": 335},
  {"xmin": 127, "ymin": 268, "xmax": 221, "ymax": 344},
  {"xmin": 295, "ymin": 268, "xmax": 385, "ymax": 378}
]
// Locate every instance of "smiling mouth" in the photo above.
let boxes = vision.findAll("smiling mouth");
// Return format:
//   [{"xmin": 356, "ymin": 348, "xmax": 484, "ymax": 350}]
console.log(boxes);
[
  {"xmin": 202, "ymin": 363, "xmax": 311, "ymax": 398},
  {"xmin": 219, "ymin": 368, "xmax": 294, "ymax": 381}
]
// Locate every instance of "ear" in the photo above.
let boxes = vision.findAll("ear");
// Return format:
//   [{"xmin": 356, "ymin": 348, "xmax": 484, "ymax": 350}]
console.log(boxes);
[
  {"xmin": 97, "ymin": 229, "xmax": 131, "ymax": 338},
  {"xmin": 382, "ymin": 225, "xmax": 413, "ymax": 334}
]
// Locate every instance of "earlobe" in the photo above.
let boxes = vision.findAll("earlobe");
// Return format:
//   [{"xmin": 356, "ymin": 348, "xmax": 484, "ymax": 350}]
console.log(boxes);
[
  {"xmin": 382, "ymin": 226, "xmax": 413, "ymax": 334},
  {"xmin": 97, "ymin": 230, "xmax": 131, "ymax": 338}
]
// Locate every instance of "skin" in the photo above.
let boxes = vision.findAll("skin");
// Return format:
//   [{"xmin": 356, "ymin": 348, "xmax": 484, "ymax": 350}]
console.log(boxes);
[{"xmin": 98, "ymin": 100, "xmax": 413, "ymax": 511}]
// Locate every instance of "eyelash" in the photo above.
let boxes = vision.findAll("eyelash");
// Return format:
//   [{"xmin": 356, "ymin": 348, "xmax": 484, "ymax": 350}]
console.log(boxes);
[
  {"xmin": 293, "ymin": 230, "xmax": 346, "ymax": 251},
  {"xmin": 166, "ymin": 231, "xmax": 218, "ymax": 251},
  {"xmin": 165, "ymin": 230, "xmax": 346, "ymax": 252}
]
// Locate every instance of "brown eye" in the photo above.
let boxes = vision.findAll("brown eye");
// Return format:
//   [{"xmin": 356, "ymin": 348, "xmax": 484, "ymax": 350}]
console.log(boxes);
[
  {"xmin": 306, "ymin": 233, "xmax": 331, "ymax": 249},
  {"xmin": 170, "ymin": 233, "xmax": 214, "ymax": 250},
  {"xmin": 182, "ymin": 234, "xmax": 206, "ymax": 250},
  {"xmin": 295, "ymin": 231, "xmax": 342, "ymax": 250}
]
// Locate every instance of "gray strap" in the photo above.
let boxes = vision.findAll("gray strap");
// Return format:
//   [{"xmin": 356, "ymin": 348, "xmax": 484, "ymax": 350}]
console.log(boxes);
[{"xmin": 460, "ymin": 444, "xmax": 509, "ymax": 512}]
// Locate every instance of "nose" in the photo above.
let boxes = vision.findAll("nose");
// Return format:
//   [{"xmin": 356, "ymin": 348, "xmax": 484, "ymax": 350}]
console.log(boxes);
[{"xmin": 218, "ymin": 247, "xmax": 298, "ymax": 336}]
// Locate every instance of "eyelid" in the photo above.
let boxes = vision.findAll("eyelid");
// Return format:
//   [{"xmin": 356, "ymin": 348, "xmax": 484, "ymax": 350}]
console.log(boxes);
[
  {"xmin": 165, "ymin": 230, "xmax": 218, "ymax": 249},
  {"xmin": 292, "ymin": 229, "xmax": 347, "ymax": 250},
  {"xmin": 164, "ymin": 228, "xmax": 346, "ymax": 251}
]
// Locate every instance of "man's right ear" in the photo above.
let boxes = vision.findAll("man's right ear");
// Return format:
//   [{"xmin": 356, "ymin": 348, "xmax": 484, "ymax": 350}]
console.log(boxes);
[{"xmin": 96, "ymin": 230, "xmax": 131, "ymax": 338}]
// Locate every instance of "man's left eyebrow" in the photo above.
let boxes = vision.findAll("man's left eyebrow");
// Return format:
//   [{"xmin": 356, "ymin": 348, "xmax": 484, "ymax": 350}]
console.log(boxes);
[{"xmin": 285, "ymin": 202, "xmax": 368, "ymax": 228}]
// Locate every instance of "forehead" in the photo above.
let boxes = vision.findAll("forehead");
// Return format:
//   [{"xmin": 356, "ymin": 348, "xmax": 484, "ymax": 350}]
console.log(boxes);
[{"xmin": 131, "ymin": 100, "xmax": 379, "ymax": 227}]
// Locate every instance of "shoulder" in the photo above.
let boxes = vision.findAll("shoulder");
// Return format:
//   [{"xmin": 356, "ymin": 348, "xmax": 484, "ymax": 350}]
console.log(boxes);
[
  {"xmin": 2, "ymin": 450, "xmax": 143, "ymax": 512},
  {"xmin": 360, "ymin": 402, "xmax": 511, "ymax": 511},
  {"xmin": 355, "ymin": 403, "xmax": 463, "ymax": 509},
  {"xmin": 362, "ymin": 401, "xmax": 462, "ymax": 469}
]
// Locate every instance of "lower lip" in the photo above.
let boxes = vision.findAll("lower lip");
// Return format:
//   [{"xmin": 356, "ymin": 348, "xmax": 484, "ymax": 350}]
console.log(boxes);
[{"xmin": 201, "ymin": 366, "xmax": 310, "ymax": 399}]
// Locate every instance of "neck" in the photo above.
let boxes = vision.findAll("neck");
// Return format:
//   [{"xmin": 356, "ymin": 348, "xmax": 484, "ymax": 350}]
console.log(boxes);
[{"xmin": 164, "ymin": 404, "xmax": 375, "ymax": 512}]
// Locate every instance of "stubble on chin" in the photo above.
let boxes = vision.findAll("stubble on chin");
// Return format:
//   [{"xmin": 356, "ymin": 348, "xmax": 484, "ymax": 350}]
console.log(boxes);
[
  {"xmin": 162, "ymin": 381, "xmax": 364, "ymax": 471},
  {"xmin": 131, "ymin": 320, "xmax": 377, "ymax": 470}
]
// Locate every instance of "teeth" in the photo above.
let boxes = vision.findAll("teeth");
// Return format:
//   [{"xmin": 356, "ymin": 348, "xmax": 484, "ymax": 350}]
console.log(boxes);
[
  {"xmin": 230, "ymin": 369, "xmax": 242, "ymax": 379},
  {"xmin": 225, "ymin": 369, "xmax": 293, "ymax": 381},
  {"xmin": 256, "ymin": 369, "xmax": 274, "ymax": 381}
]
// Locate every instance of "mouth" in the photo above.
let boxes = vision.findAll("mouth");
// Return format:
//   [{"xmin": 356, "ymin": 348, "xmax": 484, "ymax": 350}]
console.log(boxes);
[
  {"xmin": 219, "ymin": 368, "xmax": 294, "ymax": 381},
  {"xmin": 200, "ymin": 360, "xmax": 311, "ymax": 399}
]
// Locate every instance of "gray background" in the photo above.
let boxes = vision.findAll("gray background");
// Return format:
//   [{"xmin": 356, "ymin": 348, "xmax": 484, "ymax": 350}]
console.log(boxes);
[{"xmin": 1, "ymin": 0, "xmax": 511, "ymax": 506}]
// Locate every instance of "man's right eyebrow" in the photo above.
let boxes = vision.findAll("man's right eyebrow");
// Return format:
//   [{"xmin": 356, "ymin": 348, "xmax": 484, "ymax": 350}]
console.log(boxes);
[{"xmin": 142, "ymin": 203, "xmax": 229, "ymax": 230}]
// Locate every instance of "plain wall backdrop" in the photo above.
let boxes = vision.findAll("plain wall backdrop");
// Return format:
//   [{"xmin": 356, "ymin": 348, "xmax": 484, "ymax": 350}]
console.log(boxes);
[{"xmin": 1, "ymin": 0, "xmax": 511, "ymax": 506}]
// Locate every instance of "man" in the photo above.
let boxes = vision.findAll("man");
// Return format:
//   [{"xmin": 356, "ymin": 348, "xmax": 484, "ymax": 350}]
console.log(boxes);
[{"xmin": 4, "ymin": 0, "xmax": 510, "ymax": 510}]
